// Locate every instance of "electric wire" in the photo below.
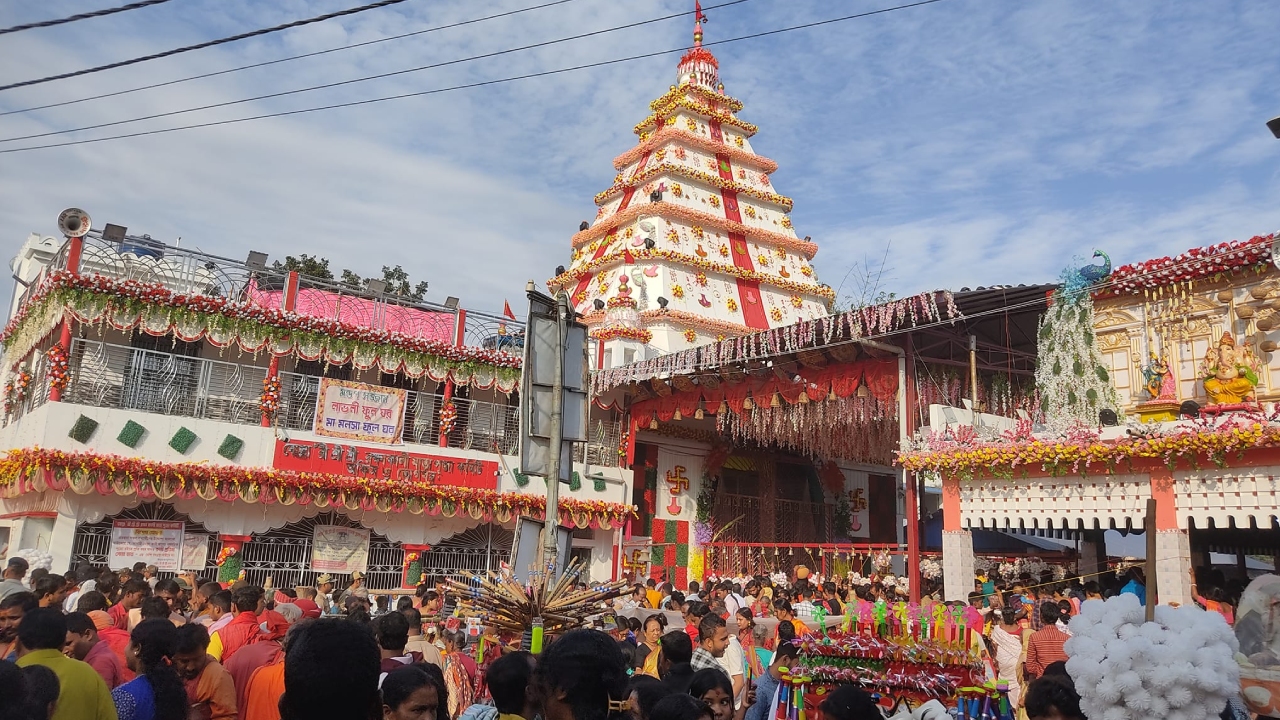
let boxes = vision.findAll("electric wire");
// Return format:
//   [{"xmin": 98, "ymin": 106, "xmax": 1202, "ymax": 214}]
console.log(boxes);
[
  {"xmin": 0, "ymin": 0, "xmax": 753, "ymax": 143},
  {"xmin": 0, "ymin": 0, "xmax": 415, "ymax": 92},
  {"xmin": 0, "ymin": 0, "xmax": 949, "ymax": 153},
  {"xmin": 0, "ymin": 0, "xmax": 580, "ymax": 117},
  {"xmin": 0, "ymin": 0, "xmax": 175, "ymax": 36}
]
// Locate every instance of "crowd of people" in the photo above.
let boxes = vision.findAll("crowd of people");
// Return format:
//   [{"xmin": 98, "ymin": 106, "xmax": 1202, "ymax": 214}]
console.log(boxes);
[{"xmin": 0, "ymin": 554, "xmax": 1253, "ymax": 720}]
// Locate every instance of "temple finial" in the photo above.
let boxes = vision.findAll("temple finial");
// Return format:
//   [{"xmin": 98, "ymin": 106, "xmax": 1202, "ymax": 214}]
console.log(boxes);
[{"xmin": 693, "ymin": 0, "xmax": 707, "ymax": 46}]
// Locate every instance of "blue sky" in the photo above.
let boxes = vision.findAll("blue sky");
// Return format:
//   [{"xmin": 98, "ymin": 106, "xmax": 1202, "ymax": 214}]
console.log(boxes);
[{"xmin": 0, "ymin": 0, "xmax": 1277, "ymax": 316}]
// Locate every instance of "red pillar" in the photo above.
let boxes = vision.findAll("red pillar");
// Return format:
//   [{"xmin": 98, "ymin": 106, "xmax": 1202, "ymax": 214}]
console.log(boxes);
[
  {"xmin": 438, "ymin": 379, "xmax": 454, "ymax": 447},
  {"xmin": 49, "ymin": 236, "xmax": 84, "ymax": 403},
  {"xmin": 905, "ymin": 334, "xmax": 921, "ymax": 603},
  {"xmin": 282, "ymin": 271, "xmax": 300, "ymax": 312}
]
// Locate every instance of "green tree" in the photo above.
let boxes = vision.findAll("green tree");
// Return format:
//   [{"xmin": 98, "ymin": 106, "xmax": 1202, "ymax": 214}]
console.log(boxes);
[
  {"xmin": 379, "ymin": 264, "xmax": 429, "ymax": 301},
  {"xmin": 270, "ymin": 254, "xmax": 333, "ymax": 280}
]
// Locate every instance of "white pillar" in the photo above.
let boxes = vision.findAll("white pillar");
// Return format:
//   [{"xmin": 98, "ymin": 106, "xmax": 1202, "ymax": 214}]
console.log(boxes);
[
  {"xmin": 942, "ymin": 529, "xmax": 974, "ymax": 602},
  {"xmin": 47, "ymin": 511, "xmax": 78, "ymax": 574},
  {"xmin": 1155, "ymin": 529, "xmax": 1192, "ymax": 607}
]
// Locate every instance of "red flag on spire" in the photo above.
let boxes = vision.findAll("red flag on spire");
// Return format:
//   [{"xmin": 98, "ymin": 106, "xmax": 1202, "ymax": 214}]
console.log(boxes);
[{"xmin": 502, "ymin": 300, "xmax": 516, "ymax": 319}]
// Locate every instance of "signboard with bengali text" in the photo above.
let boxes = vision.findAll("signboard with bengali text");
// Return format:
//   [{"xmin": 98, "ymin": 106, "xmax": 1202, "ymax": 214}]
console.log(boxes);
[
  {"xmin": 109, "ymin": 520, "xmax": 184, "ymax": 571},
  {"xmin": 273, "ymin": 440, "xmax": 498, "ymax": 490},
  {"xmin": 314, "ymin": 377, "xmax": 406, "ymax": 444},
  {"xmin": 311, "ymin": 525, "xmax": 370, "ymax": 574}
]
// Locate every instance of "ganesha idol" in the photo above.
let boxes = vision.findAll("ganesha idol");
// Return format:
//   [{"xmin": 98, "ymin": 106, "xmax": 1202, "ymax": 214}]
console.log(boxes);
[{"xmin": 1202, "ymin": 332, "xmax": 1261, "ymax": 405}]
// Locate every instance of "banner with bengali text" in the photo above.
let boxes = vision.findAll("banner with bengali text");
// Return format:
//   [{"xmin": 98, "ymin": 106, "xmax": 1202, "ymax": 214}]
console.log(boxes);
[
  {"xmin": 311, "ymin": 524, "xmax": 371, "ymax": 574},
  {"xmin": 109, "ymin": 520, "xmax": 184, "ymax": 571},
  {"xmin": 314, "ymin": 377, "xmax": 406, "ymax": 444}
]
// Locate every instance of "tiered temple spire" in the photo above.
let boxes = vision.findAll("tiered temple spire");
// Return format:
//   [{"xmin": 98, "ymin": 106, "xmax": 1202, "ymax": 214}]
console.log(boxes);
[{"xmin": 548, "ymin": 2, "xmax": 832, "ymax": 364}]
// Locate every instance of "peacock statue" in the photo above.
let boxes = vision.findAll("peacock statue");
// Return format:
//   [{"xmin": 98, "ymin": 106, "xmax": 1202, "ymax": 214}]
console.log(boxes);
[
  {"xmin": 1060, "ymin": 250, "xmax": 1112, "ymax": 298},
  {"xmin": 1079, "ymin": 250, "xmax": 1112, "ymax": 283}
]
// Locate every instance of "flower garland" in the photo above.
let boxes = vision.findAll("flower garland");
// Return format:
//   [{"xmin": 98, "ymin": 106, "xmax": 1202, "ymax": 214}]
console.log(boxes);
[
  {"xmin": 634, "ymin": 97, "xmax": 758, "ymax": 137},
  {"xmin": 571, "ymin": 201, "xmax": 815, "ymax": 259},
  {"xmin": 595, "ymin": 162, "xmax": 791, "ymax": 209},
  {"xmin": 45, "ymin": 345, "xmax": 68, "ymax": 394},
  {"xmin": 614, "ymin": 126, "xmax": 777, "ymax": 173},
  {"xmin": 0, "ymin": 448, "xmax": 637, "ymax": 529},
  {"xmin": 647, "ymin": 84, "xmax": 745, "ymax": 114},
  {"xmin": 1096, "ymin": 233, "xmax": 1274, "ymax": 298},
  {"xmin": 4, "ymin": 370, "xmax": 31, "ymax": 416},
  {"xmin": 548, "ymin": 248, "xmax": 833, "ymax": 300},
  {"xmin": 3, "ymin": 272, "xmax": 521, "ymax": 392},
  {"xmin": 215, "ymin": 546, "xmax": 242, "ymax": 583},
  {"xmin": 590, "ymin": 326, "xmax": 652, "ymax": 343},
  {"xmin": 439, "ymin": 401, "xmax": 458, "ymax": 436},
  {"xmin": 259, "ymin": 375, "xmax": 281, "ymax": 420},
  {"xmin": 897, "ymin": 415, "xmax": 1280, "ymax": 479}
]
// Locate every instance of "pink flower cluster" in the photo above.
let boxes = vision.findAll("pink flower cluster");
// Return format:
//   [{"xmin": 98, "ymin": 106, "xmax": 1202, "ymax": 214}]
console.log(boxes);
[{"xmin": 1099, "ymin": 234, "xmax": 1275, "ymax": 297}]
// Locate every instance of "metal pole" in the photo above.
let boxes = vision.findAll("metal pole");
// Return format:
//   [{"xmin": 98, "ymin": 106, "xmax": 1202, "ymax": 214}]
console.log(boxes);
[
  {"xmin": 543, "ymin": 293, "xmax": 568, "ymax": 573},
  {"xmin": 1145, "ymin": 498, "xmax": 1157, "ymax": 622},
  {"xmin": 968, "ymin": 335, "xmax": 978, "ymax": 409}
]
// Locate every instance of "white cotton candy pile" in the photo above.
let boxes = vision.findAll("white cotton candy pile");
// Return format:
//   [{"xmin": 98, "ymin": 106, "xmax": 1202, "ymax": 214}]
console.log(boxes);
[
  {"xmin": 1064, "ymin": 594, "xmax": 1240, "ymax": 720},
  {"xmin": 10, "ymin": 548, "xmax": 53, "ymax": 570}
]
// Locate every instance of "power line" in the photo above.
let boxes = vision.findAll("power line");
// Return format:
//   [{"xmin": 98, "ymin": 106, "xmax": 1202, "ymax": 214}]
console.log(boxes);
[
  {"xmin": 0, "ymin": 0, "xmax": 949, "ymax": 153},
  {"xmin": 0, "ymin": 0, "xmax": 579, "ymax": 117},
  {"xmin": 0, "ymin": 0, "xmax": 175, "ymax": 36},
  {"xmin": 0, "ymin": 0, "xmax": 753, "ymax": 143},
  {"xmin": 0, "ymin": 0, "xmax": 415, "ymax": 92}
]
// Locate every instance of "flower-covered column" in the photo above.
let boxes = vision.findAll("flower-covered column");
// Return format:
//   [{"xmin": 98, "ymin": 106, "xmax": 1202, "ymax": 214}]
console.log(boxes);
[
  {"xmin": 216, "ymin": 534, "xmax": 251, "ymax": 584},
  {"xmin": 402, "ymin": 544, "xmax": 431, "ymax": 589},
  {"xmin": 46, "ymin": 235, "xmax": 84, "ymax": 403}
]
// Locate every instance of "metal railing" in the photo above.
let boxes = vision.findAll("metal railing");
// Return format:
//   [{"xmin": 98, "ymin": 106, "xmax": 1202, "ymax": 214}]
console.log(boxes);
[
  {"xmin": 34, "ymin": 233, "xmax": 523, "ymax": 352},
  {"xmin": 67, "ymin": 339, "xmax": 266, "ymax": 424},
  {"xmin": 61, "ymin": 338, "xmax": 623, "ymax": 464}
]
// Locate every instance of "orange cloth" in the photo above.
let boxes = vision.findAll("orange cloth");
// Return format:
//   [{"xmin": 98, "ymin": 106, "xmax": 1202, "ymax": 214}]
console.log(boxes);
[
  {"xmin": 243, "ymin": 662, "xmax": 285, "ymax": 720},
  {"xmin": 646, "ymin": 588, "xmax": 662, "ymax": 609},
  {"xmin": 185, "ymin": 658, "xmax": 238, "ymax": 720}
]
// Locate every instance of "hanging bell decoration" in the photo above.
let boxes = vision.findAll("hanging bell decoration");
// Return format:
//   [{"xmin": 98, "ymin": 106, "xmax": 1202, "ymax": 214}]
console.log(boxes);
[
  {"xmin": 718, "ymin": 399, "xmax": 728, "ymax": 414},
  {"xmin": 771, "ymin": 392, "xmax": 782, "ymax": 408},
  {"xmin": 797, "ymin": 390, "xmax": 809, "ymax": 404},
  {"xmin": 649, "ymin": 419, "xmax": 659, "ymax": 429},
  {"xmin": 694, "ymin": 401, "xmax": 704, "ymax": 420},
  {"xmin": 673, "ymin": 409, "xmax": 682, "ymax": 421},
  {"xmin": 743, "ymin": 395, "xmax": 754, "ymax": 410}
]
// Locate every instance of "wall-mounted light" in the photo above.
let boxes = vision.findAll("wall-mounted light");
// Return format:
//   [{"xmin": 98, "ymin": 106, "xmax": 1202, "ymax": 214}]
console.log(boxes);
[{"xmin": 656, "ymin": 297, "xmax": 669, "ymax": 309}]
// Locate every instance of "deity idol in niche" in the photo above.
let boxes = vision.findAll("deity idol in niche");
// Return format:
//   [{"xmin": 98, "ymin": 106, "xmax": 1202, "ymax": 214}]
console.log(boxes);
[
  {"xmin": 1141, "ymin": 353, "xmax": 1178, "ymax": 401},
  {"xmin": 1202, "ymin": 332, "xmax": 1260, "ymax": 405}
]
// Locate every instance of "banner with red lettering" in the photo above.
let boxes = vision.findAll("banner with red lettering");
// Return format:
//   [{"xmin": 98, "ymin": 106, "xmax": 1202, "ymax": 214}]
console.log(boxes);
[
  {"xmin": 274, "ymin": 440, "xmax": 499, "ymax": 490},
  {"xmin": 314, "ymin": 377, "xmax": 406, "ymax": 444}
]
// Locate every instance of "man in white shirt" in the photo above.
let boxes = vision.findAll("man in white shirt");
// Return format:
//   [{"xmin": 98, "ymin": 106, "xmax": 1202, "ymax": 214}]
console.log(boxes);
[{"xmin": 717, "ymin": 627, "xmax": 746, "ymax": 709}]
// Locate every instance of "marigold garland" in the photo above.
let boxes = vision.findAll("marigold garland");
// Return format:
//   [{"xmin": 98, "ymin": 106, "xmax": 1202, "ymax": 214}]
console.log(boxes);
[
  {"xmin": 647, "ymin": 84, "xmax": 745, "ymax": 114},
  {"xmin": 633, "ymin": 97, "xmax": 758, "ymax": 137},
  {"xmin": 897, "ymin": 419, "xmax": 1280, "ymax": 479},
  {"xmin": 0, "ymin": 448, "xmax": 637, "ymax": 528},
  {"xmin": 439, "ymin": 401, "xmax": 458, "ymax": 436},
  {"xmin": 548, "ymin": 247, "xmax": 832, "ymax": 300},
  {"xmin": 45, "ymin": 345, "xmax": 69, "ymax": 394},
  {"xmin": 591, "ymin": 326, "xmax": 653, "ymax": 343},
  {"xmin": 259, "ymin": 375, "xmax": 281, "ymax": 420},
  {"xmin": 571, "ymin": 203, "xmax": 814, "ymax": 260},
  {"xmin": 4, "ymin": 370, "xmax": 31, "ymax": 416}
]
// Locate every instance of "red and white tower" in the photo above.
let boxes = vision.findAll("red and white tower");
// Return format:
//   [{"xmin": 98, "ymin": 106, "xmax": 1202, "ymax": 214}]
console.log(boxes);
[{"xmin": 548, "ymin": 2, "xmax": 832, "ymax": 367}]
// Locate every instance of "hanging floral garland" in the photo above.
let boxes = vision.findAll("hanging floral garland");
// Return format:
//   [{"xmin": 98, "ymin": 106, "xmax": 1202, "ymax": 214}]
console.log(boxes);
[
  {"xmin": 0, "ymin": 448, "xmax": 637, "ymax": 529},
  {"xmin": 3, "ymin": 370, "xmax": 31, "ymax": 416},
  {"xmin": 259, "ymin": 375, "xmax": 281, "ymax": 421},
  {"xmin": 2, "ymin": 272, "xmax": 521, "ymax": 392},
  {"xmin": 45, "ymin": 345, "xmax": 69, "ymax": 394},
  {"xmin": 439, "ymin": 401, "xmax": 458, "ymax": 436}
]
